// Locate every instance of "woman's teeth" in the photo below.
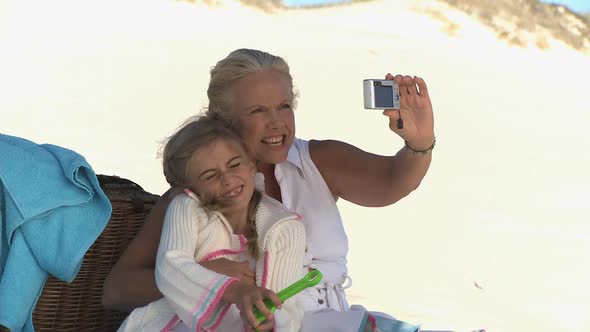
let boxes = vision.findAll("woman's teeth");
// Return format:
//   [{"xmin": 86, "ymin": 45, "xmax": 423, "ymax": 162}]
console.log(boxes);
[{"xmin": 262, "ymin": 136, "xmax": 283, "ymax": 146}]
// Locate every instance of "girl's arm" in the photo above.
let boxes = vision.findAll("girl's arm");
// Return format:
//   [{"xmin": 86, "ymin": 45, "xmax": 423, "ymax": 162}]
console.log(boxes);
[
  {"xmin": 310, "ymin": 75, "xmax": 434, "ymax": 207},
  {"xmin": 257, "ymin": 219, "xmax": 307, "ymax": 331},
  {"xmin": 155, "ymin": 195, "xmax": 281, "ymax": 331},
  {"xmin": 257, "ymin": 220, "xmax": 307, "ymax": 291},
  {"xmin": 101, "ymin": 189, "xmax": 260, "ymax": 312},
  {"xmin": 155, "ymin": 194, "xmax": 237, "ymax": 330}
]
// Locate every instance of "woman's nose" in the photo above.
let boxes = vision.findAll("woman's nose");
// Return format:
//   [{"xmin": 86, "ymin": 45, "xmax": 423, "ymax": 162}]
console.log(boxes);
[{"xmin": 268, "ymin": 109, "xmax": 285, "ymax": 128}]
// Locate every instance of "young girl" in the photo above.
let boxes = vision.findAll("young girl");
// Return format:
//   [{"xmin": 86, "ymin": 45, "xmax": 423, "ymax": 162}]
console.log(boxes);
[{"xmin": 118, "ymin": 115, "xmax": 307, "ymax": 332}]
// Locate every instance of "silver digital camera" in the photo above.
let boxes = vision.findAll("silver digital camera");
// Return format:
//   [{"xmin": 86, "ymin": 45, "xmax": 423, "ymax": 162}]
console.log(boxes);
[{"xmin": 363, "ymin": 79, "xmax": 400, "ymax": 110}]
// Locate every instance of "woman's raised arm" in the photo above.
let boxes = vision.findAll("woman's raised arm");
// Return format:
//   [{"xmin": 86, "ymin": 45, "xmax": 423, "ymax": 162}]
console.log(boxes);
[{"xmin": 310, "ymin": 75, "xmax": 434, "ymax": 208}]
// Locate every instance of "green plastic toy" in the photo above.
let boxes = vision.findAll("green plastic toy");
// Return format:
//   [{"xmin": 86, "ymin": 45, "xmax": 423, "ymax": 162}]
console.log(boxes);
[{"xmin": 253, "ymin": 270, "xmax": 323, "ymax": 327}]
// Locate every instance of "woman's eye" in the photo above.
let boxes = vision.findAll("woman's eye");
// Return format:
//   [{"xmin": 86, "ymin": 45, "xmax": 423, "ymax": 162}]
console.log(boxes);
[
  {"xmin": 281, "ymin": 103, "xmax": 292, "ymax": 110},
  {"xmin": 230, "ymin": 162, "xmax": 241, "ymax": 168},
  {"xmin": 250, "ymin": 108, "xmax": 263, "ymax": 114},
  {"xmin": 205, "ymin": 173, "xmax": 218, "ymax": 181}
]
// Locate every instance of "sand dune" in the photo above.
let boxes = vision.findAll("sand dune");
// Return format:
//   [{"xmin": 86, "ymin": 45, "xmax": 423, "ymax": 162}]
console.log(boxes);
[{"xmin": 1, "ymin": 0, "xmax": 590, "ymax": 331}]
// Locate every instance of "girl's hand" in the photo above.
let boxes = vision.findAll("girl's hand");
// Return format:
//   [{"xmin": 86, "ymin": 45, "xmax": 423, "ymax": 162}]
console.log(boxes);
[
  {"xmin": 254, "ymin": 318, "xmax": 276, "ymax": 331},
  {"xmin": 200, "ymin": 258, "xmax": 256, "ymax": 285},
  {"xmin": 244, "ymin": 317, "xmax": 275, "ymax": 331},
  {"xmin": 223, "ymin": 281, "xmax": 282, "ymax": 330},
  {"xmin": 383, "ymin": 73, "xmax": 435, "ymax": 150}
]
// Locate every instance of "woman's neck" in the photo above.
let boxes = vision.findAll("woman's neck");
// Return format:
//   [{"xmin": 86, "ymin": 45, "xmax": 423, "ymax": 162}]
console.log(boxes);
[
  {"xmin": 256, "ymin": 161, "xmax": 274, "ymax": 176},
  {"xmin": 256, "ymin": 162, "xmax": 282, "ymax": 202}
]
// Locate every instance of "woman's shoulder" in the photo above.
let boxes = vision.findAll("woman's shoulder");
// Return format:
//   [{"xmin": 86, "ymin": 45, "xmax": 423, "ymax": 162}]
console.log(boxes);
[
  {"xmin": 307, "ymin": 139, "xmax": 348, "ymax": 177},
  {"xmin": 293, "ymin": 137, "xmax": 344, "ymax": 154},
  {"xmin": 293, "ymin": 137, "xmax": 349, "ymax": 162},
  {"xmin": 294, "ymin": 137, "xmax": 339, "ymax": 165},
  {"xmin": 307, "ymin": 138, "xmax": 349, "ymax": 155}
]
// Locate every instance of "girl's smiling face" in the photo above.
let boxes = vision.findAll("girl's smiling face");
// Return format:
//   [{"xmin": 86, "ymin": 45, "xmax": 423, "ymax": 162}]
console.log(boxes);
[{"xmin": 187, "ymin": 138, "xmax": 256, "ymax": 220}]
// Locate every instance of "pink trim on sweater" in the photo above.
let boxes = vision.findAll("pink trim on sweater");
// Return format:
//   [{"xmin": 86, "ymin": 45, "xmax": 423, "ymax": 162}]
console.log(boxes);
[
  {"xmin": 200, "ymin": 248, "xmax": 245, "ymax": 262},
  {"xmin": 237, "ymin": 234, "xmax": 247, "ymax": 243},
  {"xmin": 200, "ymin": 235, "xmax": 248, "ymax": 262},
  {"xmin": 196, "ymin": 278, "xmax": 239, "ymax": 331},
  {"xmin": 160, "ymin": 314, "xmax": 180, "ymax": 332},
  {"xmin": 207, "ymin": 303, "xmax": 233, "ymax": 331},
  {"xmin": 187, "ymin": 276, "xmax": 227, "ymax": 331},
  {"xmin": 191, "ymin": 277, "xmax": 224, "ymax": 317}
]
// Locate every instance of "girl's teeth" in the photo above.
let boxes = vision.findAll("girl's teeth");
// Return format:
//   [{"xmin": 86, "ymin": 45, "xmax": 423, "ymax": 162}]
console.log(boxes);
[{"xmin": 222, "ymin": 186, "xmax": 242, "ymax": 198}]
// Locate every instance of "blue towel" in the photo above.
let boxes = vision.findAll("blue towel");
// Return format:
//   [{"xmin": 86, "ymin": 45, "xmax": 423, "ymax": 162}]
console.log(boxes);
[{"xmin": 0, "ymin": 134, "xmax": 112, "ymax": 332}]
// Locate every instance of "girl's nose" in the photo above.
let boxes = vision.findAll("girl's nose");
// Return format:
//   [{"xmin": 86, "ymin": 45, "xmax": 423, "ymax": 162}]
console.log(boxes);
[{"xmin": 219, "ymin": 172, "xmax": 235, "ymax": 186}]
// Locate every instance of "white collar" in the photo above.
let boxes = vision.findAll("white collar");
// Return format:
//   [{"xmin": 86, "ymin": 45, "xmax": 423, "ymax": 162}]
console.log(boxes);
[
  {"xmin": 254, "ymin": 139, "xmax": 306, "ymax": 192},
  {"xmin": 284, "ymin": 139, "xmax": 305, "ymax": 177}
]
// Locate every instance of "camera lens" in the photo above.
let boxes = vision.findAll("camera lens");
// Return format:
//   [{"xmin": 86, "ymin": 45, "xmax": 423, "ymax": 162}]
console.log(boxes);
[{"xmin": 374, "ymin": 81, "xmax": 381, "ymax": 86}]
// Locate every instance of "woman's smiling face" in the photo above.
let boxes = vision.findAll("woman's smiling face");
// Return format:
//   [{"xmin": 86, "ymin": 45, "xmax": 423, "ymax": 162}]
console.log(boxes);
[{"xmin": 231, "ymin": 70, "xmax": 295, "ymax": 165}]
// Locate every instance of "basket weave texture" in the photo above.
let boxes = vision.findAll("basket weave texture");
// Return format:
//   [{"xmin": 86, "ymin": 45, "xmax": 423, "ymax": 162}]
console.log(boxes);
[{"xmin": 1, "ymin": 175, "xmax": 160, "ymax": 332}]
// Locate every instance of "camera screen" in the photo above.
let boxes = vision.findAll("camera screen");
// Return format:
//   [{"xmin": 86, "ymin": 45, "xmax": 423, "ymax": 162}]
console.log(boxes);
[{"xmin": 374, "ymin": 85, "xmax": 394, "ymax": 108}]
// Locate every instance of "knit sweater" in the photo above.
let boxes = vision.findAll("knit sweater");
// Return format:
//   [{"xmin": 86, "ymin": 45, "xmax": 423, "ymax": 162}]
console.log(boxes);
[{"xmin": 118, "ymin": 192, "xmax": 307, "ymax": 332}]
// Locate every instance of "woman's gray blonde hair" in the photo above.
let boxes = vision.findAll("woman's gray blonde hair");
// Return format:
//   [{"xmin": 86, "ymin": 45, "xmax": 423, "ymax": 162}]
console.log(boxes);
[{"xmin": 206, "ymin": 48, "xmax": 298, "ymax": 124}]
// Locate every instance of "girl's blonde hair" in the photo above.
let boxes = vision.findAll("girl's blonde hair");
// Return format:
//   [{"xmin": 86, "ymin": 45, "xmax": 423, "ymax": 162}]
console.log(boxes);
[
  {"xmin": 206, "ymin": 48, "xmax": 298, "ymax": 124},
  {"xmin": 162, "ymin": 114, "xmax": 261, "ymax": 258}
]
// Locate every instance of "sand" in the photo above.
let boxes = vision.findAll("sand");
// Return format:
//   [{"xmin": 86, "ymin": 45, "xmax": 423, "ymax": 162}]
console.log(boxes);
[{"xmin": 1, "ymin": 0, "xmax": 589, "ymax": 330}]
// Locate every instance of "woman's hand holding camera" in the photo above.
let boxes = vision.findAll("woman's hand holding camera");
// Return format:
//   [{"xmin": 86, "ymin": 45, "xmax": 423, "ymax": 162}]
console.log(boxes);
[{"xmin": 383, "ymin": 73, "xmax": 435, "ymax": 150}]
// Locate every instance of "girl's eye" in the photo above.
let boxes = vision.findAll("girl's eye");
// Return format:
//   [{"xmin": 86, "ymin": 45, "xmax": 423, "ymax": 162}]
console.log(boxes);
[
  {"xmin": 230, "ymin": 162, "xmax": 241, "ymax": 168},
  {"xmin": 281, "ymin": 103, "xmax": 292, "ymax": 110},
  {"xmin": 250, "ymin": 108, "xmax": 263, "ymax": 114},
  {"xmin": 205, "ymin": 173, "xmax": 218, "ymax": 181}
]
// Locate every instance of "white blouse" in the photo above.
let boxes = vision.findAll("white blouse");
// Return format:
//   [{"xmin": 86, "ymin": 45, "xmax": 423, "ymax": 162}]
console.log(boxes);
[{"xmin": 258, "ymin": 138, "xmax": 351, "ymax": 312}]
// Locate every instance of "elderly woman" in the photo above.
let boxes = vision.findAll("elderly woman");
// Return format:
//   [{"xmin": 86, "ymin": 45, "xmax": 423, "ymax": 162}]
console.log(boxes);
[{"xmin": 103, "ymin": 48, "xmax": 434, "ymax": 327}]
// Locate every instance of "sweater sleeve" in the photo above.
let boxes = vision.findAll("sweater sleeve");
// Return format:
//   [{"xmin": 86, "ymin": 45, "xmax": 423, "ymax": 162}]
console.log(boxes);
[
  {"xmin": 257, "ymin": 219, "xmax": 307, "ymax": 332},
  {"xmin": 155, "ymin": 194, "xmax": 238, "ymax": 331}
]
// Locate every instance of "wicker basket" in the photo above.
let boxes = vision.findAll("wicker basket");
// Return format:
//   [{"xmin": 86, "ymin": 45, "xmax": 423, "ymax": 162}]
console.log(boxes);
[{"xmin": 0, "ymin": 175, "xmax": 160, "ymax": 332}]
